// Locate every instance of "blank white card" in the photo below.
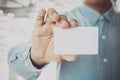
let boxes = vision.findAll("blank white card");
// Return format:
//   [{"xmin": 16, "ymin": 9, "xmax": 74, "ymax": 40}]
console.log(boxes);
[{"xmin": 54, "ymin": 27, "xmax": 98, "ymax": 55}]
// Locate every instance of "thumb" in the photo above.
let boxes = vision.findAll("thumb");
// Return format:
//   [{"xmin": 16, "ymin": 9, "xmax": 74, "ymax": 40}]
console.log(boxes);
[{"xmin": 61, "ymin": 55, "xmax": 77, "ymax": 61}]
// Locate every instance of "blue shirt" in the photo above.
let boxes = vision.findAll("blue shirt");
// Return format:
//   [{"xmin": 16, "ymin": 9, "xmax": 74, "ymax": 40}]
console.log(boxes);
[{"xmin": 8, "ymin": 4, "xmax": 120, "ymax": 80}]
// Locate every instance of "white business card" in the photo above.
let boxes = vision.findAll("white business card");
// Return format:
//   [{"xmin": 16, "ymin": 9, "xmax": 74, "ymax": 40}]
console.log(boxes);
[{"xmin": 54, "ymin": 27, "xmax": 98, "ymax": 55}]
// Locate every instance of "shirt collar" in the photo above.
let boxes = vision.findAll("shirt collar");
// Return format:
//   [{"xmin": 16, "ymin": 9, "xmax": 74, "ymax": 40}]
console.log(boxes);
[
  {"xmin": 80, "ymin": 4, "xmax": 114, "ymax": 25},
  {"xmin": 104, "ymin": 7, "xmax": 115, "ymax": 22}
]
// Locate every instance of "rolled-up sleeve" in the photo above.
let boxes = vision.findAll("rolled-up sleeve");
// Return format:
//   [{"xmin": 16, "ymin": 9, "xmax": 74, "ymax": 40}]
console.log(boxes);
[{"xmin": 8, "ymin": 42, "xmax": 47, "ymax": 80}]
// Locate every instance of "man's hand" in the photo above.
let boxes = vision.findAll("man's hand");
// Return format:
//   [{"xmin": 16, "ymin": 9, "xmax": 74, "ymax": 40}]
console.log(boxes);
[{"xmin": 30, "ymin": 8, "xmax": 78, "ymax": 65}]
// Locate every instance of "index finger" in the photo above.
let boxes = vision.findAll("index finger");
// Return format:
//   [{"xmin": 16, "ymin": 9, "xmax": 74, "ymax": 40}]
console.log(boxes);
[{"xmin": 36, "ymin": 9, "xmax": 46, "ymax": 27}]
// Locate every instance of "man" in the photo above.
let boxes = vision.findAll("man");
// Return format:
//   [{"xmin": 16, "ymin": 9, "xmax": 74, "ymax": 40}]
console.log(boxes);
[{"xmin": 8, "ymin": 0, "xmax": 120, "ymax": 80}]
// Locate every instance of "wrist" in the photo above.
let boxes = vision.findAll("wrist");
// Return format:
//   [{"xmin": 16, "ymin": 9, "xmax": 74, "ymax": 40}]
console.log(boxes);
[
  {"xmin": 30, "ymin": 53, "xmax": 48, "ymax": 69},
  {"xmin": 30, "ymin": 49, "xmax": 48, "ymax": 65}
]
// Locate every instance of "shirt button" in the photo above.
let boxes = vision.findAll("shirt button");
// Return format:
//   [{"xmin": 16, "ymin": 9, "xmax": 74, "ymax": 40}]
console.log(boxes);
[
  {"xmin": 9, "ymin": 56, "xmax": 17, "ymax": 63},
  {"xmin": 99, "ymin": 16, "xmax": 104, "ymax": 20},
  {"xmin": 103, "ymin": 58, "xmax": 107, "ymax": 63},
  {"xmin": 102, "ymin": 35, "xmax": 106, "ymax": 40}
]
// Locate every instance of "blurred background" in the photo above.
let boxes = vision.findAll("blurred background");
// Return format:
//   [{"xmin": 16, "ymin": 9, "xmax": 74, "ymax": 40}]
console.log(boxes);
[{"xmin": 0, "ymin": 0, "xmax": 120, "ymax": 80}]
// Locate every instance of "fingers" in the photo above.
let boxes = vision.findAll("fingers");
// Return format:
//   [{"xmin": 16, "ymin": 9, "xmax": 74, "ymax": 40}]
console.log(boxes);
[
  {"xmin": 36, "ymin": 9, "xmax": 46, "ymax": 26},
  {"xmin": 35, "ymin": 8, "xmax": 78, "ymax": 29},
  {"xmin": 70, "ymin": 19, "xmax": 78, "ymax": 28},
  {"xmin": 59, "ymin": 15, "xmax": 68, "ymax": 22},
  {"xmin": 56, "ymin": 15, "xmax": 70, "ymax": 29},
  {"xmin": 46, "ymin": 8, "xmax": 59, "ymax": 24},
  {"xmin": 61, "ymin": 55, "xmax": 77, "ymax": 61},
  {"xmin": 46, "ymin": 55, "xmax": 77, "ymax": 62},
  {"xmin": 56, "ymin": 15, "xmax": 78, "ymax": 29},
  {"xmin": 57, "ymin": 21, "xmax": 70, "ymax": 29}
]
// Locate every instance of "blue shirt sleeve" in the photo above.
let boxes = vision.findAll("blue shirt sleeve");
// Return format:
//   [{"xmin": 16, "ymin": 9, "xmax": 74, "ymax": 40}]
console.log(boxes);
[{"xmin": 8, "ymin": 42, "xmax": 48, "ymax": 80}]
